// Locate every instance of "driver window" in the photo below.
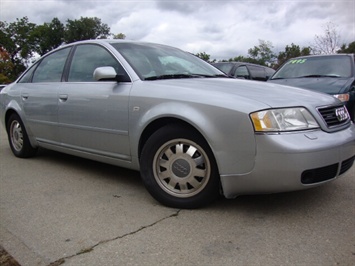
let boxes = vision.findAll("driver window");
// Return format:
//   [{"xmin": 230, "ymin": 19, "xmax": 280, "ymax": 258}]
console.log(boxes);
[{"xmin": 68, "ymin": 44, "xmax": 128, "ymax": 82}]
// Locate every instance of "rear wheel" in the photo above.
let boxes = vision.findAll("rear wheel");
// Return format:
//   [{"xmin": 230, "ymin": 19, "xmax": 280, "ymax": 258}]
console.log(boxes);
[
  {"xmin": 7, "ymin": 114, "xmax": 37, "ymax": 158},
  {"xmin": 140, "ymin": 124, "xmax": 220, "ymax": 208}
]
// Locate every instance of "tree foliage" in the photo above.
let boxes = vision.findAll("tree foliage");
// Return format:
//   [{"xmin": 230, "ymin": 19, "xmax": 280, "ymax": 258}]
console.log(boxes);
[
  {"xmin": 0, "ymin": 17, "xmax": 35, "ymax": 79},
  {"xmin": 222, "ymin": 55, "xmax": 259, "ymax": 64},
  {"xmin": 0, "ymin": 16, "xmax": 115, "ymax": 83},
  {"xmin": 337, "ymin": 41, "xmax": 355, "ymax": 53},
  {"xmin": 220, "ymin": 40, "xmax": 276, "ymax": 67},
  {"xmin": 64, "ymin": 17, "xmax": 110, "ymax": 43},
  {"xmin": 0, "ymin": 47, "xmax": 14, "ymax": 83},
  {"xmin": 32, "ymin": 18, "xmax": 65, "ymax": 56},
  {"xmin": 0, "ymin": 16, "xmax": 353, "ymax": 84},
  {"xmin": 247, "ymin": 40, "xmax": 276, "ymax": 66},
  {"xmin": 113, "ymin": 33, "xmax": 126, "ymax": 39},
  {"xmin": 275, "ymin": 43, "xmax": 311, "ymax": 68},
  {"xmin": 195, "ymin": 52, "xmax": 211, "ymax": 62}
]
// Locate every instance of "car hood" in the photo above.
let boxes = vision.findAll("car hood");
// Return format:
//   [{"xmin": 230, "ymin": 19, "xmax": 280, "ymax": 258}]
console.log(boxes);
[
  {"xmin": 137, "ymin": 78, "xmax": 339, "ymax": 111},
  {"xmin": 267, "ymin": 77, "xmax": 354, "ymax": 94}
]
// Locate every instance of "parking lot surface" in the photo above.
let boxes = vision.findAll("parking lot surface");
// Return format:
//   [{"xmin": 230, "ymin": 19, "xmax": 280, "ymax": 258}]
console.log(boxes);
[{"xmin": 0, "ymin": 123, "xmax": 354, "ymax": 265}]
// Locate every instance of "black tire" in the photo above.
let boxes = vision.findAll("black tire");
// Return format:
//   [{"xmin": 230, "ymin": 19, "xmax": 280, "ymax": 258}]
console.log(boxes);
[
  {"xmin": 140, "ymin": 124, "xmax": 220, "ymax": 209},
  {"xmin": 6, "ymin": 114, "xmax": 37, "ymax": 158}
]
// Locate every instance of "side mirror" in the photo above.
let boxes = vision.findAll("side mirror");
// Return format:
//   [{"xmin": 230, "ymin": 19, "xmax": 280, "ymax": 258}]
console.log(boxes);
[
  {"xmin": 93, "ymin": 66, "xmax": 117, "ymax": 81},
  {"xmin": 93, "ymin": 67, "xmax": 130, "ymax": 82}
]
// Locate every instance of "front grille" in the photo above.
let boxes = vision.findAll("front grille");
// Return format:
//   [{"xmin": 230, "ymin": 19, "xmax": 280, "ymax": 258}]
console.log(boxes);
[
  {"xmin": 301, "ymin": 164, "xmax": 338, "ymax": 184},
  {"xmin": 317, "ymin": 105, "xmax": 350, "ymax": 128},
  {"xmin": 339, "ymin": 156, "xmax": 355, "ymax": 175}
]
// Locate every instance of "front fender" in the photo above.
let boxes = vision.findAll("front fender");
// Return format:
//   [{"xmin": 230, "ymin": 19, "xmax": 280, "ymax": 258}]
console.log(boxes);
[{"xmin": 130, "ymin": 100, "xmax": 257, "ymax": 175}]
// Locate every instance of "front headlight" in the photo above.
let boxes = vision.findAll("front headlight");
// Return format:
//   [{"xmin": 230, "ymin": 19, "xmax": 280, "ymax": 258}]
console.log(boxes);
[
  {"xmin": 333, "ymin": 93, "xmax": 349, "ymax": 102},
  {"xmin": 250, "ymin": 107, "xmax": 319, "ymax": 132}
]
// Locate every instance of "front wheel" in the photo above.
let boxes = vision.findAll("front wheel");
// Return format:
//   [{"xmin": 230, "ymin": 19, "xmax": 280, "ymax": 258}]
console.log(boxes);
[
  {"xmin": 140, "ymin": 124, "xmax": 220, "ymax": 208},
  {"xmin": 6, "ymin": 114, "xmax": 37, "ymax": 158}
]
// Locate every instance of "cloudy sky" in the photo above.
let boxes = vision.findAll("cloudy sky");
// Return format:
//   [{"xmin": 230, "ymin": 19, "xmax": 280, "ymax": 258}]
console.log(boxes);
[{"xmin": 1, "ymin": 0, "xmax": 354, "ymax": 60}]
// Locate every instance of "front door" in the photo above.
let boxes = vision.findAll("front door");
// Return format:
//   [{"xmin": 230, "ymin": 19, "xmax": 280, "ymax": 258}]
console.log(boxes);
[{"xmin": 58, "ymin": 44, "xmax": 132, "ymax": 160}]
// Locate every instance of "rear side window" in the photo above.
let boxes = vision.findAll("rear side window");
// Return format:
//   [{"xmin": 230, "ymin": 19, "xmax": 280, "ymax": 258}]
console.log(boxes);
[
  {"xmin": 234, "ymin": 66, "xmax": 250, "ymax": 79},
  {"xmin": 18, "ymin": 64, "xmax": 37, "ymax": 83},
  {"xmin": 32, "ymin": 47, "xmax": 71, "ymax": 83},
  {"xmin": 248, "ymin": 65, "xmax": 266, "ymax": 80}
]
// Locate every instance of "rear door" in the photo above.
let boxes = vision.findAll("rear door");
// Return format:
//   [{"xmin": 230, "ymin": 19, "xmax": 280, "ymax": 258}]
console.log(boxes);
[{"xmin": 20, "ymin": 47, "xmax": 71, "ymax": 144}]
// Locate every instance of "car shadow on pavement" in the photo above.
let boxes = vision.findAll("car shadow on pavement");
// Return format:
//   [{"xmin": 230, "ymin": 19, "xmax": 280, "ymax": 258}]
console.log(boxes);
[
  {"xmin": 210, "ymin": 183, "xmax": 338, "ymax": 215},
  {"xmin": 35, "ymin": 147, "xmax": 143, "ymax": 185},
  {"xmin": 22, "ymin": 147, "xmax": 347, "ymax": 214}
]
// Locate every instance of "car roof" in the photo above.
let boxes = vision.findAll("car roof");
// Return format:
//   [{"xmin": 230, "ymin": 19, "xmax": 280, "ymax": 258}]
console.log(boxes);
[
  {"xmin": 59, "ymin": 39, "xmax": 173, "ymax": 48},
  {"xmin": 38, "ymin": 39, "xmax": 182, "ymax": 61},
  {"xmin": 289, "ymin": 54, "xmax": 354, "ymax": 60}
]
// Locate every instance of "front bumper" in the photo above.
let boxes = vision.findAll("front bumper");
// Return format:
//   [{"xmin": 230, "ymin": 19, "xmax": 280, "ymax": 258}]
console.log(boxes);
[{"xmin": 220, "ymin": 124, "xmax": 355, "ymax": 198}]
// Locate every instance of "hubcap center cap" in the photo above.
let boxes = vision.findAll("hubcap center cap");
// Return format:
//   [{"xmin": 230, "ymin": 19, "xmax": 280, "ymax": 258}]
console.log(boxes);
[{"xmin": 172, "ymin": 159, "xmax": 191, "ymax": 178}]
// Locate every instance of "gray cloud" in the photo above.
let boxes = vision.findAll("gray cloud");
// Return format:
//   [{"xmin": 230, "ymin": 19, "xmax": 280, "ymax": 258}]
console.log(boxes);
[
  {"xmin": 155, "ymin": 0, "xmax": 198, "ymax": 14},
  {"xmin": 1, "ymin": 0, "xmax": 354, "ymax": 60}
]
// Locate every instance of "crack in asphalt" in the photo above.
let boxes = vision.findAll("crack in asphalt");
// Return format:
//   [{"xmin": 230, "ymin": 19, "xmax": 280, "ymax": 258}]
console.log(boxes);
[{"xmin": 48, "ymin": 209, "xmax": 181, "ymax": 266}]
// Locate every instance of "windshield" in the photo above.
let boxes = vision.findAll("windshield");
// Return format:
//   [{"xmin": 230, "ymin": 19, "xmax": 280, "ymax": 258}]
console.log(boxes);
[
  {"xmin": 213, "ymin": 63, "xmax": 234, "ymax": 74},
  {"xmin": 271, "ymin": 55, "xmax": 352, "ymax": 79},
  {"xmin": 111, "ymin": 42, "xmax": 224, "ymax": 80}
]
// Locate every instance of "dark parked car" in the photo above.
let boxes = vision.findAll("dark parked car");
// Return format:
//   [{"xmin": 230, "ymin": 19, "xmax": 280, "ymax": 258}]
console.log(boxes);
[
  {"xmin": 212, "ymin": 62, "xmax": 275, "ymax": 81},
  {"xmin": 268, "ymin": 54, "xmax": 355, "ymax": 121},
  {"xmin": 1, "ymin": 40, "xmax": 354, "ymax": 208}
]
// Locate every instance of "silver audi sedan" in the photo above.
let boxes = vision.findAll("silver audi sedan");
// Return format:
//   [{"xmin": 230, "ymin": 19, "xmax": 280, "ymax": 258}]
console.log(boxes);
[{"xmin": 1, "ymin": 40, "xmax": 354, "ymax": 208}]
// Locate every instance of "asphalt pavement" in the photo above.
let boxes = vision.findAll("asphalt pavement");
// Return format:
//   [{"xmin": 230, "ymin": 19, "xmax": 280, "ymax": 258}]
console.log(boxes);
[{"xmin": 0, "ymin": 123, "xmax": 354, "ymax": 266}]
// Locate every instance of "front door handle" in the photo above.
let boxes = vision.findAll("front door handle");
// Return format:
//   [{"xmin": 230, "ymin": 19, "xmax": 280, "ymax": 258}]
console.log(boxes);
[
  {"xmin": 21, "ymin": 93, "xmax": 29, "ymax": 100},
  {"xmin": 59, "ymin": 94, "xmax": 68, "ymax": 102}
]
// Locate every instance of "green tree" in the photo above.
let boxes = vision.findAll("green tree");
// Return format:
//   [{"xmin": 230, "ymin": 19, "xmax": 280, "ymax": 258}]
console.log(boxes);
[
  {"xmin": 247, "ymin": 39, "xmax": 276, "ymax": 66},
  {"xmin": 233, "ymin": 56, "xmax": 249, "ymax": 62},
  {"xmin": 0, "ymin": 16, "xmax": 124, "ymax": 82},
  {"xmin": 226, "ymin": 55, "xmax": 262, "ymax": 64},
  {"xmin": 337, "ymin": 41, "xmax": 355, "ymax": 53},
  {"xmin": 275, "ymin": 43, "xmax": 311, "ymax": 68},
  {"xmin": 32, "ymin": 18, "xmax": 65, "ymax": 56},
  {"xmin": 64, "ymin": 17, "xmax": 110, "ymax": 43},
  {"xmin": 113, "ymin": 33, "xmax": 126, "ymax": 39},
  {"xmin": 195, "ymin": 52, "xmax": 211, "ymax": 62},
  {"xmin": 0, "ymin": 17, "xmax": 36, "ymax": 79}
]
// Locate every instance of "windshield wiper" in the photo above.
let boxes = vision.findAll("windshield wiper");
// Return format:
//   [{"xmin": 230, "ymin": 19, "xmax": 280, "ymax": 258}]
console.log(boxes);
[
  {"xmin": 271, "ymin": 74, "xmax": 341, "ymax": 80},
  {"xmin": 144, "ymin": 73, "xmax": 227, "ymax": 80},
  {"xmin": 144, "ymin": 74, "xmax": 198, "ymax": 80},
  {"xmin": 209, "ymin": 74, "xmax": 229, "ymax": 78},
  {"xmin": 297, "ymin": 74, "xmax": 340, "ymax": 78}
]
